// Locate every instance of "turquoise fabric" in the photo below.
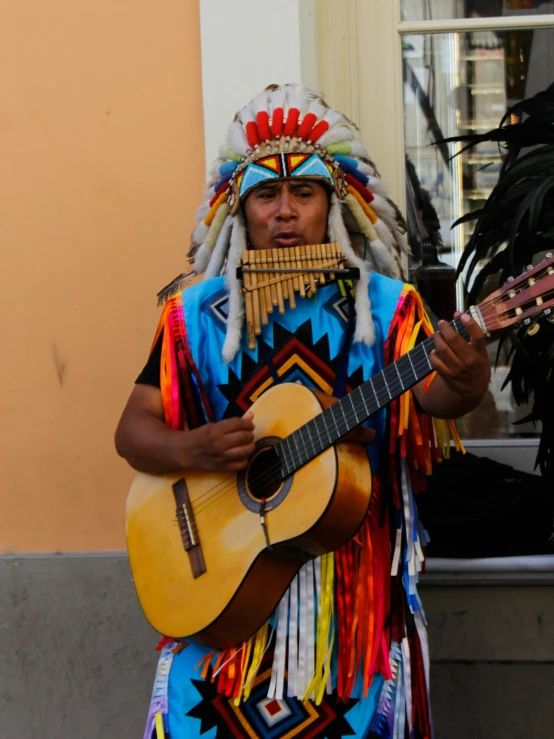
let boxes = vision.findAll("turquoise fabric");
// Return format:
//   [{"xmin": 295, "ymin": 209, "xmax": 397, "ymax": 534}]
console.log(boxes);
[{"xmin": 145, "ymin": 272, "xmax": 407, "ymax": 739}]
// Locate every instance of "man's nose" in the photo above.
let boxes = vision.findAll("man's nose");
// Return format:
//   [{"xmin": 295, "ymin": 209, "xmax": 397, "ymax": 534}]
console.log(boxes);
[{"xmin": 275, "ymin": 190, "xmax": 296, "ymax": 220}]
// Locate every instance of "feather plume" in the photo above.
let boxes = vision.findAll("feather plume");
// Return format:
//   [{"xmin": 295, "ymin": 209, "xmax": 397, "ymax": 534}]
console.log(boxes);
[
  {"xmin": 227, "ymin": 120, "xmax": 249, "ymax": 156},
  {"xmin": 250, "ymin": 92, "xmax": 269, "ymax": 116},
  {"xmin": 191, "ymin": 220, "xmax": 209, "ymax": 247},
  {"xmin": 363, "ymin": 173, "xmax": 389, "ymax": 198},
  {"xmin": 205, "ymin": 215, "xmax": 233, "ymax": 279},
  {"xmin": 203, "ymin": 203, "xmax": 230, "ymax": 252},
  {"xmin": 306, "ymin": 100, "xmax": 326, "ymax": 120},
  {"xmin": 267, "ymin": 89, "xmax": 285, "ymax": 114},
  {"xmin": 283, "ymin": 84, "xmax": 303, "ymax": 115},
  {"xmin": 322, "ymin": 109, "xmax": 344, "ymax": 129},
  {"xmin": 370, "ymin": 235, "xmax": 400, "ymax": 278},
  {"xmin": 345, "ymin": 192, "xmax": 378, "ymax": 242},
  {"xmin": 193, "ymin": 243, "xmax": 211, "ymax": 274},
  {"xmin": 318, "ymin": 125, "xmax": 355, "ymax": 147},
  {"xmin": 156, "ymin": 271, "xmax": 196, "ymax": 306},
  {"xmin": 194, "ymin": 199, "xmax": 210, "ymax": 222},
  {"xmin": 238, "ymin": 104, "xmax": 256, "ymax": 126}
]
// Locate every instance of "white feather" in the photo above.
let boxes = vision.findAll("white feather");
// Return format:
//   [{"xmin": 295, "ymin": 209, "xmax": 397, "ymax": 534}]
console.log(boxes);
[
  {"xmin": 205, "ymin": 215, "xmax": 233, "ymax": 279},
  {"xmin": 238, "ymin": 104, "xmax": 256, "ymax": 126},
  {"xmin": 348, "ymin": 140, "xmax": 370, "ymax": 160},
  {"xmin": 203, "ymin": 203, "xmax": 230, "ymax": 252},
  {"xmin": 362, "ymin": 173, "xmax": 388, "ymax": 198},
  {"xmin": 317, "ymin": 125, "xmax": 355, "ymax": 147},
  {"xmin": 371, "ymin": 194, "xmax": 398, "ymax": 227},
  {"xmin": 227, "ymin": 120, "xmax": 249, "ymax": 156},
  {"xmin": 222, "ymin": 214, "xmax": 247, "ymax": 363},
  {"xmin": 191, "ymin": 219, "xmax": 209, "ymax": 246},
  {"xmin": 322, "ymin": 109, "xmax": 344, "ymax": 128},
  {"xmin": 268, "ymin": 89, "xmax": 285, "ymax": 114},
  {"xmin": 306, "ymin": 100, "xmax": 326, "ymax": 120},
  {"xmin": 369, "ymin": 236, "xmax": 399, "ymax": 278},
  {"xmin": 283, "ymin": 84, "xmax": 303, "ymax": 115},
  {"xmin": 250, "ymin": 92, "xmax": 270, "ymax": 116},
  {"xmin": 328, "ymin": 193, "xmax": 375, "ymax": 346},
  {"xmin": 194, "ymin": 243, "xmax": 211, "ymax": 274},
  {"xmin": 194, "ymin": 198, "xmax": 210, "ymax": 220},
  {"xmin": 345, "ymin": 193, "xmax": 377, "ymax": 242}
]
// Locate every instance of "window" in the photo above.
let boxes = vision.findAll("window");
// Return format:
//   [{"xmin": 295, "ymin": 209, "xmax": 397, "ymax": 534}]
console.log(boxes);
[{"xmin": 310, "ymin": 0, "xmax": 554, "ymax": 446}]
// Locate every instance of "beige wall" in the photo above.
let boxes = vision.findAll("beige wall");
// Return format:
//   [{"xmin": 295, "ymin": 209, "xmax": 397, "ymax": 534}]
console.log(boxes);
[{"xmin": 0, "ymin": 0, "xmax": 204, "ymax": 552}]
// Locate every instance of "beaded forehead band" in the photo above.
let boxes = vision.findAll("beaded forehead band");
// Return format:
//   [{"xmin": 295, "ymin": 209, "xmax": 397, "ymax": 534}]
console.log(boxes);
[{"xmin": 234, "ymin": 152, "xmax": 337, "ymax": 206}]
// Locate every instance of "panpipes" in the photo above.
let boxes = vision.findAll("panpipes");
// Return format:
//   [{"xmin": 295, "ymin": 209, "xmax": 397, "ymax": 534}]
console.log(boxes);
[{"xmin": 238, "ymin": 243, "xmax": 356, "ymax": 349}]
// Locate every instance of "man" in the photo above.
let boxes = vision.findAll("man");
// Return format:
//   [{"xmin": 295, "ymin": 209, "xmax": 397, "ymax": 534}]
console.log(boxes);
[{"xmin": 116, "ymin": 84, "xmax": 490, "ymax": 739}]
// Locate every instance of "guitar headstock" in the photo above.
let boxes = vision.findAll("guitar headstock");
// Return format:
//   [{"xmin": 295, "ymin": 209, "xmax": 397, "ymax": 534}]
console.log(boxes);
[{"xmin": 474, "ymin": 253, "xmax": 554, "ymax": 336}]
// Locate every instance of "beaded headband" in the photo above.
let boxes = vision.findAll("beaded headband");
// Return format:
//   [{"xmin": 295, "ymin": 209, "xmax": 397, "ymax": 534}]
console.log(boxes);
[{"xmin": 234, "ymin": 152, "xmax": 337, "ymax": 207}]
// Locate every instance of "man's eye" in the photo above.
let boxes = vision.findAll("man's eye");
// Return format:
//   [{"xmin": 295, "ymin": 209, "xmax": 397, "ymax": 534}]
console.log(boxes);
[{"xmin": 297, "ymin": 190, "xmax": 312, "ymax": 198}]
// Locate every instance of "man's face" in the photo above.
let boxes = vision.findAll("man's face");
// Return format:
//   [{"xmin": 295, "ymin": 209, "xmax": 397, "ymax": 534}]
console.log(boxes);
[{"xmin": 242, "ymin": 179, "xmax": 329, "ymax": 250}]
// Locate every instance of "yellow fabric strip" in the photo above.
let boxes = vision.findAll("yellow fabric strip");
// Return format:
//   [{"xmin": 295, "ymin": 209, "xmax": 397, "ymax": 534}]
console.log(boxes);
[
  {"xmin": 242, "ymin": 622, "xmax": 269, "ymax": 702},
  {"xmin": 345, "ymin": 184, "xmax": 379, "ymax": 224},
  {"xmin": 204, "ymin": 191, "xmax": 229, "ymax": 227},
  {"xmin": 303, "ymin": 552, "xmax": 335, "ymax": 704},
  {"xmin": 155, "ymin": 712, "xmax": 165, "ymax": 739}
]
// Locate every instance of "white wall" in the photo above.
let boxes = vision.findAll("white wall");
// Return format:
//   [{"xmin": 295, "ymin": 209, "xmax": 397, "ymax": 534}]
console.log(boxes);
[{"xmin": 199, "ymin": 0, "xmax": 307, "ymax": 169}]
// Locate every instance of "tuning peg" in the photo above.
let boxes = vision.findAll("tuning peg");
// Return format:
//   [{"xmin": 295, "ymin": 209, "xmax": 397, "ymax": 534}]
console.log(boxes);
[
  {"xmin": 526, "ymin": 323, "xmax": 540, "ymax": 336},
  {"xmin": 542, "ymin": 308, "xmax": 554, "ymax": 324},
  {"xmin": 545, "ymin": 253, "xmax": 553, "ymax": 259}
]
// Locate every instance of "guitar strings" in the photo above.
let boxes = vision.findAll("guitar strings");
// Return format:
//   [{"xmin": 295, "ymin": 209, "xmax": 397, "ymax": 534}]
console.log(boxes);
[
  {"xmin": 188, "ymin": 285, "xmax": 554, "ymax": 520},
  {"xmin": 191, "ymin": 347, "xmax": 445, "ymax": 519}
]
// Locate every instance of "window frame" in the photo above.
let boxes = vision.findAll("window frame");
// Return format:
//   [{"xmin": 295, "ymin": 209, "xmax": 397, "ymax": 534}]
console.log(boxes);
[{"xmin": 308, "ymin": 0, "xmax": 554, "ymax": 463}]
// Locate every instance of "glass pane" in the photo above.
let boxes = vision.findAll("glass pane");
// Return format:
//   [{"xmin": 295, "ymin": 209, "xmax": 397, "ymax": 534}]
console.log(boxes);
[
  {"xmin": 402, "ymin": 0, "xmax": 554, "ymax": 22},
  {"xmin": 403, "ymin": 28, "xmax": 554, "ymax": 439}
]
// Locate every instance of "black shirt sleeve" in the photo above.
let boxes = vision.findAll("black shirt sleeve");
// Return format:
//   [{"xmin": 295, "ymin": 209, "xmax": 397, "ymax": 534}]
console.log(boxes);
[{"xmin": 135, "ymin": 331, "xmax": 163, "ymax": 388}]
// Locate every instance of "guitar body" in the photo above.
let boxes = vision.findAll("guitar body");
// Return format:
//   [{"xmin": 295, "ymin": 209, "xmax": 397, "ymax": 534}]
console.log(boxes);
[{"xmin": 126, "ymin": 383, "xmax": 372, "ymax": 649}]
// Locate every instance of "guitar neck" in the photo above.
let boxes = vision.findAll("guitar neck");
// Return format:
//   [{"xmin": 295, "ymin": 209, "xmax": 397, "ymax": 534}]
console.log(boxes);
[{"xmin": 276, "ymin": 315, "xmax": 470, "ymax": 477}]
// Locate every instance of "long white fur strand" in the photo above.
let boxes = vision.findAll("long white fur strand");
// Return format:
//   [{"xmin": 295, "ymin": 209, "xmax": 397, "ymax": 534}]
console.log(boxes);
[
  {"xmin": 222, "ymin": 214, "xmax": 247, "ymax": 363},
  {"xmin": 205, "ymin": 214, "xmax": 233, "ymax": 279},
  {"xmin": 328, "ymin": 193, "xmax": 375, "ymax": 346}
]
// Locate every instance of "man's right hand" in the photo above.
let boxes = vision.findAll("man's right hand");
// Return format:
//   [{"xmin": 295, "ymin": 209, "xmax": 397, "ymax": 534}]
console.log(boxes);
[
  {"xmin": 183, "ymin": 413, "xmax": 256, "ymax": 472},
  {"xmin": 115, "ymin": 384, "xmax": 256, "ymax": 475}
]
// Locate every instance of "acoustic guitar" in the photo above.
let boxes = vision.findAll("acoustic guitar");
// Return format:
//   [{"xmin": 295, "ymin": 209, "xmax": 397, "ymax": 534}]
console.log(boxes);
[{"xmin": 126, "ymin": 255, "xmax": 554, "ymax": 648}]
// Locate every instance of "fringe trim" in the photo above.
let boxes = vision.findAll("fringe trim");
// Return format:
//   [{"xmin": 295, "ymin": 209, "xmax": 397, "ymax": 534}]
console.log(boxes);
[{"xmin": 152, "ymin": 281, "xmax": 459, "ymax": 738}]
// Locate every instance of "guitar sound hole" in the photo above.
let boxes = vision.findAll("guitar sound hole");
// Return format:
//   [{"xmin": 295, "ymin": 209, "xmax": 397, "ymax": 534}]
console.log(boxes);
[{"xmin": 246, "ymin": 446, "xmax": 282, "ymax": 501}]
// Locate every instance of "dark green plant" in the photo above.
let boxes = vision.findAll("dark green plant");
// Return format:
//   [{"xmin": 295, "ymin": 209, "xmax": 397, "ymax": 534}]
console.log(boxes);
[{"xmin": 438, "ymin": 83, "xmax": 554, "ymax": 481}]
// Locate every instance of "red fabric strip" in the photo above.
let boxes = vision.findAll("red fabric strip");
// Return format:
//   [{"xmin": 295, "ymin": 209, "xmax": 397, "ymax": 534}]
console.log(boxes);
[
  {"xmin": 284, "ymin": 108, "xmax": 300, "ymax": 137},
  {"xmin": 296, "ymin": 112, "xmax": 317, "ymax": 140},
  {"xmin": 308, "ymin": 120, "xmax": 330, "ymax": 143},
  {"xmin": 345, "ymin": 173, "xmax": 375, "ymax": 203},
  {"xmin": 271, "ymin": 107, "xmax": 284, "ymax": 137},
  {"xmin": 256, "ymin": 111, "xmax": 271, "ymax": 142},
  {"xmin": 245, "ymin": 120, "xmax": 260, "ymax": 149}
]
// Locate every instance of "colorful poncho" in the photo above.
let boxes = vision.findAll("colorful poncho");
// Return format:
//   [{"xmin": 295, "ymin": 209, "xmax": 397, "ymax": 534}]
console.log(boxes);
[{"xmin": 143, "ymin": 273, "xmax": 461, "ymax": 739}]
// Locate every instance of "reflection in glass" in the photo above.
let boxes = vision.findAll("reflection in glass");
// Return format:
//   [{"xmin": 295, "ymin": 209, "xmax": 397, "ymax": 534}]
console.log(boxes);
[
  {"xmin": 403, "ymin": 27, "xmax": 554, "ymax": 438},
  {"xmin": 402, "ymin": 0, "xmax": 553, "ymax": 23}
]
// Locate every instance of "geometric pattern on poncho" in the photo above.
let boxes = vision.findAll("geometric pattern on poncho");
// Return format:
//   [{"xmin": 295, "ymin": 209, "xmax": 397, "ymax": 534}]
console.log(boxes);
[
  {"xmin": 185, "ymin": 652, "xmax": 357, "ymax": 738},
  {"xmin": 217, "ymin": 319, "xmax": 364, "ymax": 418}
]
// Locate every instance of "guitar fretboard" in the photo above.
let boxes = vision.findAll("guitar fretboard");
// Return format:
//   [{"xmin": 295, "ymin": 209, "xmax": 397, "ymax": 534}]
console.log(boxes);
[{"xmin": 276, "ymin": 316, "xmax": 470, "ymax": 477}]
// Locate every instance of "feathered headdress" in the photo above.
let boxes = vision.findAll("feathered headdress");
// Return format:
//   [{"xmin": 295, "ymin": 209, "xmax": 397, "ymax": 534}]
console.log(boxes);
[
  {"xmin": 161, "ymin": 84, "xmax": 410, "ymax": 363},
  {"xmin": 440, "ymin": 82, "xmax": 554, "ymax": 480}
]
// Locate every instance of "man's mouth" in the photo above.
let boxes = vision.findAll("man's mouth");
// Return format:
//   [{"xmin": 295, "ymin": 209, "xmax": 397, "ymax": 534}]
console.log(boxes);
[{"xmin": 273, "ymin": 232, "xmax": 302, "ymax": 248}]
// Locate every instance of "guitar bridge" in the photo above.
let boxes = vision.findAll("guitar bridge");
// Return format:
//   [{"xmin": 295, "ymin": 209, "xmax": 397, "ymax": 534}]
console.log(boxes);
[{"xmin": 172, "ymin": 479, "xmax": 206, "ymax": 579}]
